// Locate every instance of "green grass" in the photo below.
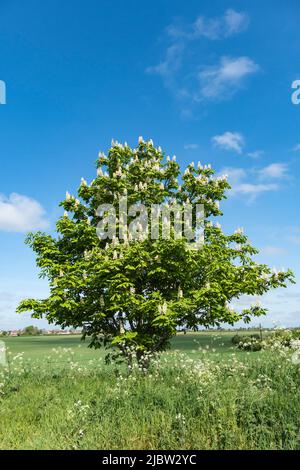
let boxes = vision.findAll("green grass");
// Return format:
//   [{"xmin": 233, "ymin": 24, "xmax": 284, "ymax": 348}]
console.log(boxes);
[
  {"xmin": 1, "ymin": 330, "xmax": 257, "ymax": 360},
  {"xmin": 0, "ymin": 332, "xmax": 299, "ymax": 450}
]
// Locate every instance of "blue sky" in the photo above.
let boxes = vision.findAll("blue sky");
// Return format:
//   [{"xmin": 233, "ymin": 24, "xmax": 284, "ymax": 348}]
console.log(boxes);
[{"xmin": 0, "ymin": 0, "xmax": 300, "ymax": 329}]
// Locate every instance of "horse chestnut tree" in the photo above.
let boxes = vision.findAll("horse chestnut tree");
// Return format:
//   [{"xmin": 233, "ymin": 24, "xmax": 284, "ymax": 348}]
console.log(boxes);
[{"xmin": 17, "ymin": 138, "xmax": 294, "ymax": 366}]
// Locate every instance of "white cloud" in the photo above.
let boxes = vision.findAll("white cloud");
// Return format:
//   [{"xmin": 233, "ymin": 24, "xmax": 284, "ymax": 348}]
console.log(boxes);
[
  {"xmin": 168, "ymin": 9, "xmax": 249, "ymax": 40},
  {"xmin": 233, "ymin": 182, "xmax": 279, "ymax": 197},
  {"xmin": 259, "ymin": 163, "xmax": 289, "ymax": 180},
  {"xmin": 0, "ymin": 193, "xmax": 49, "ymax": 232},
  {"xmin": 198, "ymin": 56, "xmax": 259, "ymax": 100},
  {"xmin": 287, "ymin": 235, "xmax": 300, "ymax": 245},
  {"xmin": 292, "ymin": 144, "xmax": 300, "ymax": 151},
  {"xmin": 148, "ymin": 11, "xmax": 257, "ymax": 110},
  {"xmin": 218, "ymin": 167, "xmax": 247, "ymax": 184},
  {"xmin": 212, "ymin": 131, "xmax": 245, "ymax": 154},
  {"xmin": 218, "ymin": 166, "xmax": 280, "ymax": 202},
  {"xmin": 184, "ymin": 143, "xmax": 199, "ymax": 150},
  {"xmin": 224, "ymin": 9, "xmax": 249, "ymax": 36},
  {"xmin": 146, "ymin": 43, "xmax": 184, "ymax": 84},
  {"xmin": 247, "ymin": 150, "xmax": 264, "ymax": 159},
  {"xmin": 260, "ymin": 246, "xmax": 287, "ymax": 256}
]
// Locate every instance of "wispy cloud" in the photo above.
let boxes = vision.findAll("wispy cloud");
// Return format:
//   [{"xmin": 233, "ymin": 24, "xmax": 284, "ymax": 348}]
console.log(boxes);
[
  {"xmin": 287, "ymin": 234, "xmax": 300, "ymax": 245},
  {"xmin": 167, "ymin": 9, "xmax": 249, "ymax": 40},
  {"xmin": 258, "ymin": 163, "xmax": 289, "ymax": 180},
  {"xmin": 147, "ymin": 9, "xmax": 257, "ymax": 110},
  {"xmin": 219, "ymin": 167, "xmax": 247, "ymax": 184},
  {"xmin": 184, "ymin": 143, "xmax": 199, "ymax": 150},
  {"xmin": 212, "ymin": 131, "xmax": 245, "ymax": 154},
  {"xmin": 198, "ymin": 56, "xmax": 259, "ymax": 101},
  {"xmin": 260, "ymin": 246, "xmax": 287, "ymax": 256},
  {"xmin": 218, "ymin": 161, "xmax": 289, "ymax": 202},
  {"xmin": 0, "ymin": 193, "xmax": 48, "ymax": 233},
  {"xmin": 146, "ymin": 43, "xmax": 184, "ymax": 86},
  {"xmin": 292, "ymin": 143, "xmax": 300, "ymax": 151},
  {"xmin": 247, "ymin": 150, "xmax": 264, "ymax": 159},
  {"xmin": 233, "ymin": 182, "xmax": 279, "ymax": 199}
]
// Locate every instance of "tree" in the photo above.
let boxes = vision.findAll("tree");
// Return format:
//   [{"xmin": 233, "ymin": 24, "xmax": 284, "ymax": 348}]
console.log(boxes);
[
  {"xmin": 22, "ymin": 325, "xmax": 42, "ymax": 336},
  {"xmin": 17, "ymin": 138, "xmax": 294, "ymax": 366}
]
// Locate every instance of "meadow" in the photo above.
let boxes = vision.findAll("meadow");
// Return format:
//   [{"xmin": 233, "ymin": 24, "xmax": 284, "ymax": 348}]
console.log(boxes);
[{"xmin": 0, "ymin": 331, "xmax": 299, "ymax": 450}]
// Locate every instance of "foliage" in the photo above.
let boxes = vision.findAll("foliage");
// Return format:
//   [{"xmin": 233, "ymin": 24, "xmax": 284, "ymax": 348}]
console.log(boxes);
[
  {"xmin": 17, "ymin": 138, "xmax": 295, "ymax": 364},
  {"xmin": 22, "ymin": 326, "xmax": 43, "ymax": 336},
  {"xmin": 235, "ymin": 336, "xmax": 263, "ymax": 352},
  {"xmin": 262, "ymin": 328, "xmax": 300, "ymax": 351}
]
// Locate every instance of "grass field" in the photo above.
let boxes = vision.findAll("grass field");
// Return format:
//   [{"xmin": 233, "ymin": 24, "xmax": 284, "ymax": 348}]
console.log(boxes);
[{"xmin": 0, "ymin": 332, "xmax": 299, "ymax": 450}]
